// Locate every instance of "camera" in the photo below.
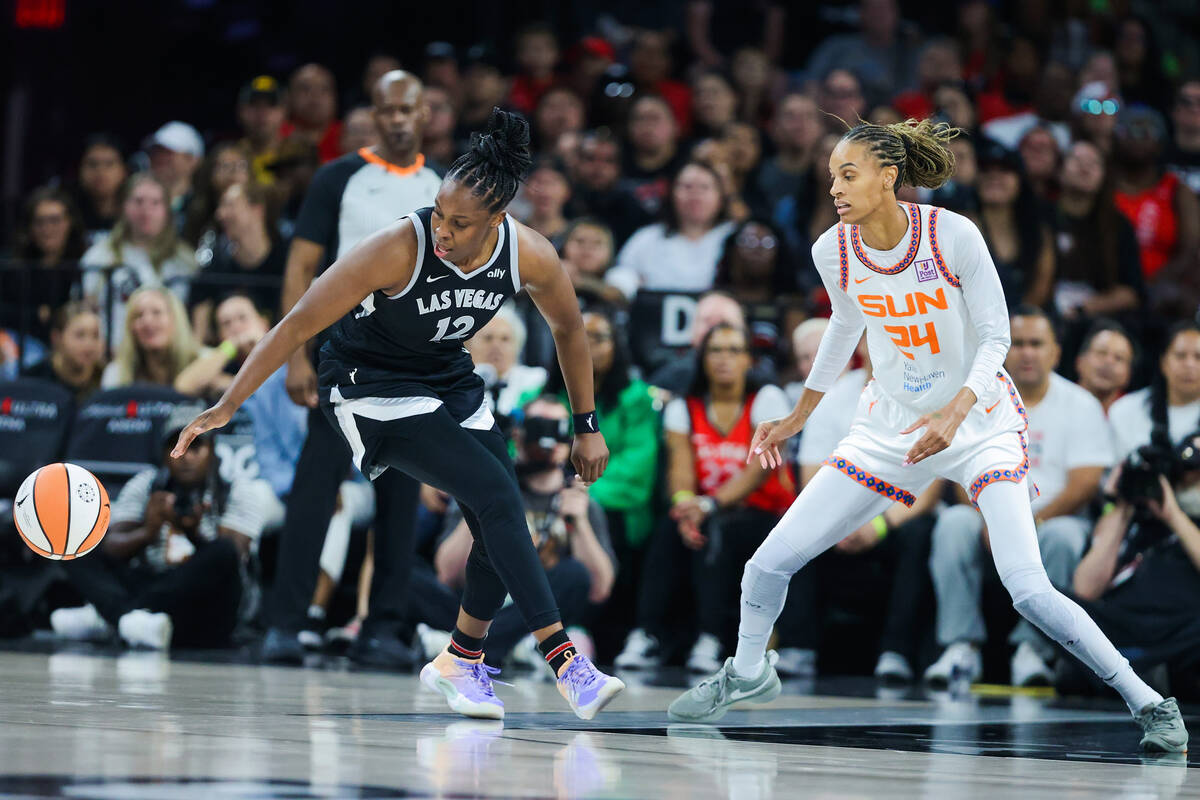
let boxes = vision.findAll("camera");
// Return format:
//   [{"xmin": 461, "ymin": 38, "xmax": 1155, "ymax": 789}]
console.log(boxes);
[
  {"xmin": 1116, "ymin": 430, "xmax": 1200, "ymax": 506},
  {"xmin": 522, "ymin": 415, "xmax": 572, "ymax": 451}
]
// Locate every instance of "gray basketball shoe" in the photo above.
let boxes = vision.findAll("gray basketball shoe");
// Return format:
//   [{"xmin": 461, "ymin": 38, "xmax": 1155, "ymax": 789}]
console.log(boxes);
[{"xmin": 668, "ymin": 651, "xmax": 781, "ymax": 723}]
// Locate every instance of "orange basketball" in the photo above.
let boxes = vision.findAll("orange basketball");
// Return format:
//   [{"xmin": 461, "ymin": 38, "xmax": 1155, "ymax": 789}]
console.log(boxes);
[{"xmin": 12, "ymin": 463, "xmax": 110, "ymax": 560}]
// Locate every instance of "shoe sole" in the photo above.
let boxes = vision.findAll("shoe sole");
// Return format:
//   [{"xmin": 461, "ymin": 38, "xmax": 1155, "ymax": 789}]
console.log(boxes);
[
  {"xmin": 419, "ymin": 663, "xmax": 504, "ymax": 720},
  {"xmin": 668, "ymin": 671, "xmax": 782, "ymax": 724},
  {"xmin": 567, "ymin": 677, "xmax": 626, "ymax": 721}
]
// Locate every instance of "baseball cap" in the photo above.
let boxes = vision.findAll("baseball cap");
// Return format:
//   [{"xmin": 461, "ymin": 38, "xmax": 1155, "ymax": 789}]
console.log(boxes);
[
  {"xmin": 239, "ymin": 75, "xmax": 282, "ymax": 105},
  {"xmin": 148, "ymin": 121, "xmax": 204, "ymax": 157},
  {"xmin": 976, "ymin": 138, "xmax": 1023, "ymax": 172}
]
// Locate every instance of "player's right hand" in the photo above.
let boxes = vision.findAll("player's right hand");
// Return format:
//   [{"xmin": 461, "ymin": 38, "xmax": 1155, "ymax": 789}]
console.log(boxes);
[
  {"xmin": 171, "ymin": 403, "xmax": 234, "ymax": 458},
  {"xmin": 748, "ymin": 414, "xmax": 804, "ymax": 470},
  {"xmin": 286, "ymin": 356, "xmax": 319, "ymax": 408}
]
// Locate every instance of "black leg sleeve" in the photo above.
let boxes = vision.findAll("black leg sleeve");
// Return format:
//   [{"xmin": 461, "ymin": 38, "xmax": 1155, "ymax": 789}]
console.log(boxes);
[{"xmin": 268, "ymin": 407, "xmax": 349, "ymax": 632}]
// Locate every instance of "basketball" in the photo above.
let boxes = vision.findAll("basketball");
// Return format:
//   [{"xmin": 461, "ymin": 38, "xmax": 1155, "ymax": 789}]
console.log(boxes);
[{"xmin": 12, "ymin": 463, "xmax": 110, "ymax": 561}]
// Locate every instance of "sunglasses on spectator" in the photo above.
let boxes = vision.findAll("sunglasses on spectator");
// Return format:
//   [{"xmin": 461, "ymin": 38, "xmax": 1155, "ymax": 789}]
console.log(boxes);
[{"xmin": 1079, "ymin": 98, "xmax": 1120, "ymax": 116}]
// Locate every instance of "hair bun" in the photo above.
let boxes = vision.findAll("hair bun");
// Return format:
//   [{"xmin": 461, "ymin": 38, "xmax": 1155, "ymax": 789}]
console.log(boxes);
[{"xmin": 469, "ymin": 108, "xmax": 533, "ymax": 181}]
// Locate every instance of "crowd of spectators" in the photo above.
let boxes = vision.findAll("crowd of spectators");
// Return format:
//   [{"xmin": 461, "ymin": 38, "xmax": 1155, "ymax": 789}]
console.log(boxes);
[{"xmin": 2, "ymin": 0, "xmax": 1200, "ymax": 696}]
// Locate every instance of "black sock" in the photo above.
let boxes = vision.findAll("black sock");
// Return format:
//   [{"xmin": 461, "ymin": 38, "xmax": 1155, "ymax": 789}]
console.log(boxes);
[
  {"xmin": 537, "ymin": 629, "xmax": 577, "ymax": 674},
  {"xmin": 448, "ymin": 628, "xmax": 486, "ymax": 660}
]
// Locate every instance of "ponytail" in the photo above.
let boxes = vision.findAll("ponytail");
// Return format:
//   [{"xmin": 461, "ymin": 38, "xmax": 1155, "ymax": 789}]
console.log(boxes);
[
  {"xmin": 841, "ymin": 118, "xmax": 961, "ymax": 190},
  {"xmin": 446, "ymin": 107, "xmax": 533, "ymax": 213}
]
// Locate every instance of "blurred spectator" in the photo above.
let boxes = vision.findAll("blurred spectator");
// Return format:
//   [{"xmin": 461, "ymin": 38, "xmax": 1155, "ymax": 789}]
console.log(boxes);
[
  {"xmin": 712, "ymin": 217, "xmax": 804, "ymax": 372},
  {"xmin": 1113, "ymin": 16, "xmax": 1171, "ymax": 112},
  {"xmin": 434, "ymin": 396, "xmax": 615, "ymax": 664},
  {"xmin": 685, "ymin": 0, "xmax": 786, "ymax": 67},
  {"xmin": 730, "ymin": 47, "xmax": 775, "ymax": 127},
  {"xmin": 52, "ymin": 405, "xmax": 262, "ymax": 650},
  {"xmin": 932, "ymin": 83, "xmax": 976, "ymax": 131},
  {"xmin": 532, "ymin": 305, "xmax": 661, "ymax": 657},
  {"xmin": 422, "ymin": 85, "xmax": 460, "ymax": 168},
  {"xmin": 621, "ymin": 95, "xmax": 685, "ymax": 219},
  {"xmin": 421, "ymin": 42, "xmax": 459, "ymax": 102},
  {"xmin": 648, "ymin": 290, "xmax": 754, "ymax": 397},
  {"xmin": 1079, "ymin": 50, "xmax": 1119, "ymax": 92},
  {"xmin": 564, "ymin": 36, "xmax": 615, "ymax": 115},
  {"xmin": 182, "ymin": 141, "xmax": 252, "ymax": 253},
  {"xmin": 805, "ymin": 132, "xmax": 844, "ymax": 244},
  {"xmin": 82, "ymin": 173, "xmax": 197, "ymax": 349},
  {"xmin": 282, "ymin": 64, "xmax": 343, "ymax": 164},
  {"xmin": 1051, "ymin": 141, "xmax": 1143, "ymax": 322},
  {"xmin": 817, "ymin": 69, "xmax": 867, "ymax": 131},
  {"xmin": 1167, "ymin": 79, "xmax": 1200, "ymax": 195},
  {"xmin": 73, "ymin": 134, "xmax": 128, "ymax": 243},
  {"xmin": 620, "ymin": 323, "xmax": 793, "ymax": 672},
  {"xmin": 691, "ymin": 70, "xmax": 738, "ymax": 141},
  {"xmin": 1071, "ymin": 81, "xmax": 1122, "ymax": 156},
  {"xmin": 975, "ymin": 35, "xmax": 1041, "ymax": 124},
  {"xmin": 926, "ymin": 307, "xmax": 1113, "ymax": 687},
  {"xmin": 516, "ymin": 160, "xmax": 571, "ymax": 247},
  {"xmin": 1018, "ymin": 124, "xmax": 1062, "ymax": 201},
  {"xmin": 1109, "ymin": 322, "xmax": 1200, "ymax": 460},
  {"xmin": 146, "ymin": 121, "xmax": 205, "ymax": 230},
  {"xmin": 176, "ymin": 293, "xmax": 266, "ymax": 399},
  {"xmin": 23, "ymin": 302, "xmax": 106, "ymax": 403},
  {"xmin": 339, "ymin": 106, "xmax": 380, "ymax": 155},
  {"xmin": 715, "ymin": 121, "xmax": 766, "ymax": 218},
  {"xmin": 533, "ymin": 87, "xmax": 585, "ymax": 157},
  {"xmin": 1, "ymin": 187, "xmax": 85, "ymax": 343},
  {"xmin": 955, "ymin": 0, "xmax": 1000, "ymax": 90},
  {"xmin": 265, "ymin": 137, "xmax": 321, "ymax": 237},
  {"xmin": 1112, "ymin": 106, "xmax": 1200, "ymax": 288},
  {"xmin": 971, "ymin": 139, "xmax": 1054, "ymax": 308},
  {"xmin": 794, "ymin": 338, "xmax": 939, "ymax": 681},
  {"xmin": 558, "ymin": 218, "xmax": 623, "ymax": 306},
  {"xmin": 805, "ymin": 0, "xmax": 918, "ymax": 105},
  {"xmin": 893, "ymin": 39, "xmax": 965, "ymax": 121},
  {"xmin": 237, "ymin": 76, "xmax": 286, "ymax": 186},
  {"xmin": 1075, "ymin": 320, "xmax": 1135, "ymax": 414},
  {"xmin": 566, "ymin": 130, "xmax": 644, "ymax": 246},
  {"xmin": 628, "ymin": 30, "xmax": 692, "ymax": 132},
  {"xmin": 785, "ymin": 317, "xmax": 830, "ymax": 400},
  {"xmin": 457, "ymin": 45, "xmax": 509, "ymax": 139},
  {"xmin": 100, "ymin": 286, "xmax": 199, "ymax": 389},
  {"xmin": 607, "ymin": 161, "xmax": 734, "ymax": 300},
  {"xmin": 508, "ymin": 23, "xmax": 561, "ymax": 115},
  {"xmin": 362, "ymin": 54, "xmax": 404, "ymax": 103},
  {"xmin": 464, "ymin": 302, "xmax": 547, "ymax": 417},
  {"xmin": 981, "ymin": 60, "xmax": 1074, "ymax": 152},
  {"xmin": 754, "ymin": 93, "xmax": 822, "ymax": 247},
  {"xmin": 926, "ymin": 133, "xmax": 978, "ymax": 213}
]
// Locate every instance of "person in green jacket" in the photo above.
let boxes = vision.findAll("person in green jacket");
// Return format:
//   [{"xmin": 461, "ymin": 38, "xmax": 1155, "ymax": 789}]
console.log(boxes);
[{"xmin": 518, "ymin": 303, "xmax": 661, "ymax": 659}]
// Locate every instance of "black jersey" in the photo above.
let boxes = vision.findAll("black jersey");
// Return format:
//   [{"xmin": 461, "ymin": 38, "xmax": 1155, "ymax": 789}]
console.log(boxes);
[{"xmin": 318, "ymin": 206, "xmax": 522, "ymax": 401}]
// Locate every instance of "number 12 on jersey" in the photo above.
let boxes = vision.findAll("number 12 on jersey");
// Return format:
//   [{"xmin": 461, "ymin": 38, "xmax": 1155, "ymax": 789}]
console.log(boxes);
[
  {"xmin": 432, "ymin": 315, "xmax": 476, "ymax": 342},
  {"xmin": 883, "ymin": 322, "xmax": 940, "ymax": 360}
]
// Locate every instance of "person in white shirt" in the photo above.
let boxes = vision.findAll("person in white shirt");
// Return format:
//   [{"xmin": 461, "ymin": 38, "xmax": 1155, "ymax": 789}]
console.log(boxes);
[
  {"xmin": 925, "ymin": 307, "xmax": 1114, "ymax": 687},
  {"xmin": 1108, "ymin": 322, "xmax": 1200, "ymax": 460},
  {"xmin": 604, "ymin": 161, "xmax": 735, "ymax": 300},
  {"xmin": 669, "ymin": 118, "xmax": 1184, "ymax": 754}
]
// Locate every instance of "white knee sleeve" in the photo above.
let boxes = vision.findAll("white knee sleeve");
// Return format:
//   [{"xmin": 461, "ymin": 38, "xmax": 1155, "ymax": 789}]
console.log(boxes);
[{"xmin": 741, "ymin": 559, "xmax": 791, "ymax": 620}]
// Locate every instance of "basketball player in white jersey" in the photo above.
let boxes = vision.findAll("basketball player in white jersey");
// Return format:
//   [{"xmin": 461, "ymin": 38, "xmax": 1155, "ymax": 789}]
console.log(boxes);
[{"xmin": 669, "ymin": 119, "xmax": 1188, "ymax": 753}]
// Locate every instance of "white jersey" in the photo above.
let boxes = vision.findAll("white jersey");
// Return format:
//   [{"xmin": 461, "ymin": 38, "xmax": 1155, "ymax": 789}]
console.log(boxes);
[{"xmin": 807, "ymin": 202, "xmax": 1012, "ymax": 415}]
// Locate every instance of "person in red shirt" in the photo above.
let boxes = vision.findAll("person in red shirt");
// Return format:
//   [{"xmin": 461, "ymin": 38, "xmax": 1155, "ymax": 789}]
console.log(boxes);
[
  {"xmin": 508, "ymin": 23, "xmax": 561, "ymax": 116},
  {"xmin": 892, "ymin": 39, "xmax": 963, "ymax": 123},
  {"xmin": 1112, "ymin": 106, "xmax": 1200, "ymax": 286},
  {"xmin": 281, "ymin": 64, "xmax": 343, "ymax": 164},
  {"xmin": 628, "ymin": 30, "xmax": 692, "ymax": 134}
]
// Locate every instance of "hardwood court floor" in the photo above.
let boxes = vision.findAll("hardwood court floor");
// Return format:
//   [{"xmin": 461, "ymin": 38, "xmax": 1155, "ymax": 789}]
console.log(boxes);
[{"xmin": 0, "ymin": 648, "xmax": 1194, "ymax": 799}]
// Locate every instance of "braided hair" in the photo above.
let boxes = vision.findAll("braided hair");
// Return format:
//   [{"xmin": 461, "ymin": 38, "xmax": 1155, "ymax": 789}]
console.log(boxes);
[
  {"xmin": 840, "ymin": 118, "xmax": 962, "ymax": 189},
  {"xmin": 1148, "ymin": 320, "xmax": 1200, "ymax": 451},
  {"xmin": 446, "ymin": 107, "xmax": 534, "ymax": 213}
]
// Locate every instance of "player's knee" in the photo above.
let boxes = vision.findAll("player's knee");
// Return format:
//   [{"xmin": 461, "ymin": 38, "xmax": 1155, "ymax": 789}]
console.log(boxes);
[
  {"xmin": 999, "ymin": 564, "xmax": 1053, "ymax": 606},
  {"xmin": 741, "ymin": 560, "xmax": 791, "ymax": 617},
  {"xmin": 1011, "ymin": 587, "xmax": 1077, "ymax": 642}
]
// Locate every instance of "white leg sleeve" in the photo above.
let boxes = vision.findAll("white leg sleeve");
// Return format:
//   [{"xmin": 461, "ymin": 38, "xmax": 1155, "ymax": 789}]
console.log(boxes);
[
  {"xmin": 732, "ymin": 465, "xmax": 893, "ymax": 677},
  {"xmin": 976, "ymin": 479, "xmax": 1162, "ymax": 714}
]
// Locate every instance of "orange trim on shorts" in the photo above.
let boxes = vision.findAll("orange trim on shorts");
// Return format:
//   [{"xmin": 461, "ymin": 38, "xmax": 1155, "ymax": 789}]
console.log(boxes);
[
  {"xmin": 823, "ymin": 455, "xmax": 916, "ymax": 507},
  {"xmin": 358, "ymin": 148, "xmax": 426, "ymax": 177},
  {"xmin": 968, "ymin": 373, "xmax": 1041, "ymax": 504}
]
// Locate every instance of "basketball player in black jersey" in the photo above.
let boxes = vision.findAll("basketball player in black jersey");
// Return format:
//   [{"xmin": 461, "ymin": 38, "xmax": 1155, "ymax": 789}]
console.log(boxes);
[{"xmin": 173, "ymin": 109, "xmax": 624, "ymax": 720}]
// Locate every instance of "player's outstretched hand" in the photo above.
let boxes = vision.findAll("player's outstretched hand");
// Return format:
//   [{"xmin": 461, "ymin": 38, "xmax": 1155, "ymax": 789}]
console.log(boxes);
[
  {"xmin": 572, "ymin": 432, "xmax": 610, "ymax": 484},
  {"xmin": 748, "ymin": 414, "xmax": 804, "ymax": 470},
  {"xmin": 171, "ymin": 403, "xmax": 234, "ymax": 459}
]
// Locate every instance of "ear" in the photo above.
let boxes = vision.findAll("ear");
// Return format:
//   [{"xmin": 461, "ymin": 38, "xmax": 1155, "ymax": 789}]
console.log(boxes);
[
  {"xmin": 490, "ymin": 210, "xmax": 507, "ymax": 229},
  {"xmin": 883, "ymin": 164, "xmax": 899, "ymax": 190}
]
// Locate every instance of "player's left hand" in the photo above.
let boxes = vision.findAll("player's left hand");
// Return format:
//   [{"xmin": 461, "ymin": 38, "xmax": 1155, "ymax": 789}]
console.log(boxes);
[
  {"xmin": 571, "ymin": 432, "xmax": 609, "ymax": 484},
  {"xmin": 900, "ymin": 403, "xmax": 968, "ymax": 465}
]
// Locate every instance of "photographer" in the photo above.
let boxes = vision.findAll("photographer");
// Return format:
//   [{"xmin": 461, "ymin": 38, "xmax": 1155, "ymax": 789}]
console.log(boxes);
[
  {"xmin": 430, "ymin": 395, "xmax": 616, "ymax": 665},
  {"xmin": 49, "ymin": 405, "xmax": 264, "ymax": 650},
  {"xmin": 1070, "ymin": 436, "xmax": 1200, "ymax": 694}
]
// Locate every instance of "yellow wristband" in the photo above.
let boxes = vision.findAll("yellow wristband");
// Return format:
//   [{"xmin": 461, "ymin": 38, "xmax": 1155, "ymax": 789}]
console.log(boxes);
[
  {"xmin": 218, "ymin": 340, "xmax": 238, "ymax": 360},
  {"xmin": 872, "ymin": 515, "xmax": 889, "ymax": 540},
  {"xmin": 1101, "ymin": 502, "xmax": 1117, "ymax": 516},
  {"xmin": 672, "ymin": 490, "xmax": 696, "ymax": 505}
]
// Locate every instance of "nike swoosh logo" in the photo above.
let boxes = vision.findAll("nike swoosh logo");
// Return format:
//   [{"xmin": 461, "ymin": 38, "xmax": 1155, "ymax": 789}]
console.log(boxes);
[
  {"xmin": 15, "ymin": 495, "xmax": 27, "ymax": 508},
  {"xmin": 985, "ymin": 399, "xmax": 1002, "ymax": 414},
  {"xmin": 854, "ymin": 277, "xmax": 871, "ymax": 284},
  {"xmin": 426, "ymin": 274, "xmax": 449, "ymax": 283}
]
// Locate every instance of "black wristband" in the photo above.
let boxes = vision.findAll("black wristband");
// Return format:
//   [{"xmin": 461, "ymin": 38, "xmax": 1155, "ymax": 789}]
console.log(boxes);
[{"xmin": 573, "ymin": 410, "xmax": 600, "ymax": 435}]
